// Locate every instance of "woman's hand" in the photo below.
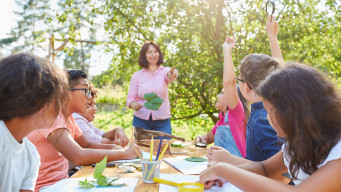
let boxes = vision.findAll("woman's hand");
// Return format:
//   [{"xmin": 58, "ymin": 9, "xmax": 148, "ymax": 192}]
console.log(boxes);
[
  {"xmin": 129, "ymin": 101, "xmax": 143, "ymax": 111},
  {"xmin": 223, "ymin": 36, "xmax": 236, "ymax": 53},
  {"xmin": 207, "ymin": 145, "xmax": 231, "ymax": 162},
  {"xmin": 123, "ymin": 143, "xmax": 140, "ymax": 159},
  {"xmin": 167, "ymin": 66, "xmax": 178, "ymax": 82}
]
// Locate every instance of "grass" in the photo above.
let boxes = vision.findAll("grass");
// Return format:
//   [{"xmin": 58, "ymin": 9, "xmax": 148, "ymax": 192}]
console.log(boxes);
[{"xmin": 92, "ymin": 109, "xmax": 215, "ymax": 141}]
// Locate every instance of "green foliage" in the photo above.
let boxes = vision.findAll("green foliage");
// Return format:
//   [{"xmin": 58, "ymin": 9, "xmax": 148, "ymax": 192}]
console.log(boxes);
[
  {"xmin": 184, "ymin": 157, "xmax": 207, "ymax": 162},
  {"xmin": 53, "ymin": 0, "xmax": 340, "ymax": 123},
  {"xmin": 144, "ymin": 93, "xmax": 164, "ymax": 110},
  {"xmin": 79, "ymin": 156, "xmax": 120, "ymax": 188},
  {"xmin": 93, "ymin": 110, "xmax": 214, "ymax": 141}
]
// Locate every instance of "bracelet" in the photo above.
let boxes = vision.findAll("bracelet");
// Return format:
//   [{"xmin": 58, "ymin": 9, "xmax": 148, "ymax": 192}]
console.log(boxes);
[{"xmin": 260, "ymin": 162, "xmax": 267, "ymax": 177}]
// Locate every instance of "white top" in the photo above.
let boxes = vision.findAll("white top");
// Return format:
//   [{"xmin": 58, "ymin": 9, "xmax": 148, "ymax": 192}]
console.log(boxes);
[
  {"xmin": 0, "ymin": 120, "xmax": 40, "ymax": 191},
  {"xmin": 73, "ymin": 113, "xmax": 104, "ymax": 143},
  {"xmin": 282, "ymin": 140, "xmax": 341, "ymax": 185}
]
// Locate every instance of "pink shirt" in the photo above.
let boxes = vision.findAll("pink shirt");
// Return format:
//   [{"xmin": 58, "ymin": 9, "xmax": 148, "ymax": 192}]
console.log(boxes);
[
  {"xmin": 27, "ymin": 114, "xmax": 83, "ymax": 191},
  {"xmin": 126, "ymin": 66, "xmax": 172, "ymax": 120},
  {"xmin": 73, "ymin": 113, "xmax": 104, "ymax": 143},
  {"xmin": 211, "ymin": 100, "xmax": 246, "ymax": 158}
]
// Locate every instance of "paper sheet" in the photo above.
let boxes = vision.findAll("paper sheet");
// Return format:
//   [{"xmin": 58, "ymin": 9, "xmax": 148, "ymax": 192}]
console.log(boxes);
[
  {"xmin": 40, "ymin": 177, "xmax": 139, "ymax": 192},
  {"xmin": 158, "ymin": 174, "xmax": 243, "ymax": 192},
  {"xmin": 163, "ymin": 156, "xmax": 208, "ymax": 174},
  {"xmin": 108, "ymin": 151, "xmax": 154, "ymax": 163}
]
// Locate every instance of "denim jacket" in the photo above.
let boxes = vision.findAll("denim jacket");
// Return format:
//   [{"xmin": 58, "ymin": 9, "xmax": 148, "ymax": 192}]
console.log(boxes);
[{"xmin": 245, "ymin": 102, "xmax": 283, "ymax": 161}]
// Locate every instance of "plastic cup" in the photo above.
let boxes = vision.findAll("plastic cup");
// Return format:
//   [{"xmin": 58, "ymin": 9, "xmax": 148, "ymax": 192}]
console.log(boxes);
[{"xmin": 141, "ymin": 160, "xmax": 161, "ymax": 183}]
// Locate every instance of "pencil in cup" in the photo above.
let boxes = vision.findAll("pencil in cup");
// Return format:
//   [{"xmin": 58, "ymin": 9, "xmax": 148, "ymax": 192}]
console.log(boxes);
[{"xmin": 141, "ymin": 160, "xmax": 161, "ymax": 183}]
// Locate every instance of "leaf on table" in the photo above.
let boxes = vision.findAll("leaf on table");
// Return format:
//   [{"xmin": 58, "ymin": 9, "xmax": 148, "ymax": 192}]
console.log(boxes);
[
  {"xmin": 184, "ymin": 157, "xmax": 207, "ymax": 162},
  {"xmin": 170, "ymin": 143, "xmax": 183, "ymax": 148},
  {"xmin": 94, "ymin": 156, "xmax": 107, "ymax": 180},
  {"xmin": 79, "ymin": 178, "xmax": 94, "ymax": 188}
]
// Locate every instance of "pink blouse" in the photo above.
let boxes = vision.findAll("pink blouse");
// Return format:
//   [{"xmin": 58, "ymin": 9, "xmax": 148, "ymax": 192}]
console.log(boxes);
[{"xmin": 126, "ymin": 66, "xmax": 172, "ymax": 120}]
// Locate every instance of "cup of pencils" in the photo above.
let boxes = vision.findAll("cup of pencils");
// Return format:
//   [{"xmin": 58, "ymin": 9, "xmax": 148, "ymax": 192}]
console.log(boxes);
[
  {"xmin": 141, "ymin": 160, "xmax": 161, "ymax": 183},
  {"xmin": 140, "ymin": 136, "xmax": 170, "ymax": 183}
]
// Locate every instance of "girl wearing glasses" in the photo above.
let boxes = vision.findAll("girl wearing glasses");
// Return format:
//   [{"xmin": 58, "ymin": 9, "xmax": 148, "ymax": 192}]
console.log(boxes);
[
  {"xmin": 200, "ymin": 63, "xmax": 341, "ymax": 191},
  {"xmin": 0, "ymin": 53, "xmax": 68, "ymax": 192}
]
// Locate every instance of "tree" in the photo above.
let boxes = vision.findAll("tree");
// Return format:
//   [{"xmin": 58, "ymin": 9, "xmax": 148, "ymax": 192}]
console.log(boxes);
[
  {"xmin": 0, "ymin": 0, "xmax": 51, "ymax": 54},
  {"xmin": 51, "ymin": 0, "xmax": 341, "ymax": 123}
]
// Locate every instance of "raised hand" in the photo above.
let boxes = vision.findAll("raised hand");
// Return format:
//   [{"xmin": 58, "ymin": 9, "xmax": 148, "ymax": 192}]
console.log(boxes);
[
  {"xmin": 223, "ymin": 36, "xmax": 236, "ymax": 53},
  {"xmin": 266, "ymin": 15, "xmax": 278, "ymax": 38},
  {"xmin": 167, "ymin": 66, "xmax": 179, "ymax": 82}
]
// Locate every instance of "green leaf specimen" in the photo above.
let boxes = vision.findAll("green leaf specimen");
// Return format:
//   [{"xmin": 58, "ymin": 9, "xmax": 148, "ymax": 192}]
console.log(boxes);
[
  {"xmin": 79, "ymin": 156, "xmax": 121, "ymax": 188},
  {"xmin": 144, "ymin": 93, "xmax": 164, "ymax": 110},
  {"xmin": 184, "ymin": 157, "xmax": 207, "ymax": 162}
]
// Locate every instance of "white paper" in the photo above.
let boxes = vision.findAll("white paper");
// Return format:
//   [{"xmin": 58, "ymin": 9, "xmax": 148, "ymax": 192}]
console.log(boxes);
[
  {"xmin": 158, "ymin": 174, "xmax": 243, "ymax": 192},
  {"xmin": 40, "ymin": 177, "xmax": 139, "ymax": 192},
  {"xmin": 108, "ymin": 151, "xmax": 155, "ymax": 163},
  {"xmin": 163, "ymin": 156, "xmax": 208, "ymax": 174}
]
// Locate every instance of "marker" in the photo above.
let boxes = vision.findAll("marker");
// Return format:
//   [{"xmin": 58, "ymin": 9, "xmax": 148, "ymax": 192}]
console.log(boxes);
[{"xmin": 92, "ymin": 164, "xmax": 116, "ymax": 167}]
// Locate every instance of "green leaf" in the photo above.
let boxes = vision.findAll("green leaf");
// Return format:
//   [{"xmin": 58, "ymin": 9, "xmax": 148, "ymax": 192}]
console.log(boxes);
[
  {"xmin": 170, "ymin": 144, "xmax": 183, "ymax": 148},
  {"xmin": 184, "ymin": 157, "xmax": 207, "ymax": 162},
  {"xmin": 144, "ymin": 93, "xmax": 164, "ymax": 110},
  {"xmin": 94, "ymin": 156, "xmax": 107, "ymax": 179},
  {"xmin": 78, "ymin": 178, "xmax": 94, "ymax": 188}
]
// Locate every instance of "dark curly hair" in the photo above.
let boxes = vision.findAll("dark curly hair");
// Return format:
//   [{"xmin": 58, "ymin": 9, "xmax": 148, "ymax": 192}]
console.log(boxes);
[
  {"xmin": 65, "ymin": 69, "xmax": 87, "ymax": 88},
  {"xmin": 0, "ymin": 53, "xmax": 68, "ymax": 120},
  {"xmin": 258, "ymin": 63, "xmax": 341, "ymax": 179},
  {"xmin": 138, "ymin": 41, "xmax": 164, "ymax": 68}
]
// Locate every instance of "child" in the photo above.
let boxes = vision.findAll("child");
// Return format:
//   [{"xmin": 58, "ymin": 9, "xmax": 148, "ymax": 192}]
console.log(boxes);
[
  {"xmin": 0, "ymin": 53, "xmax": 68, "ymax": 192},
  {"xmin": 195, "ymin": 36, "xmax": 250, "ymax": 157},
  {"xmin": 27, "ymin": 69, "xmax": 139, "ymax": 191},
  {"xmin": 200, "ymin": 63, "xmax": 341, "ymax": 191},
  {"xmin": 207, "ymin": 16, "xmax": 284, "ymax": 163},
  {"xmin": 73, "ymin": 82, "xmax": 129, "ymax": 146}
]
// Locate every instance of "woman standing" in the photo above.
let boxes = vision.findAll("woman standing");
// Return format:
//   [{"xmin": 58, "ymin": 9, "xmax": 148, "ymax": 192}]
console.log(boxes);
[{"xmin": 127, "ymin": 41, "xmax": 178, "ymax": 135}]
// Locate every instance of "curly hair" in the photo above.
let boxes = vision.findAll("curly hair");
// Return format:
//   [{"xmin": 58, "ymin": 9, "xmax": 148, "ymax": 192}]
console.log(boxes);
[
  {"xmin": 258, "ymin": 63, "xmax": 341, "ymax": 179},
  {"xmin": 0, "ymin": 53, "xmax": 69, "ymax": 120}
]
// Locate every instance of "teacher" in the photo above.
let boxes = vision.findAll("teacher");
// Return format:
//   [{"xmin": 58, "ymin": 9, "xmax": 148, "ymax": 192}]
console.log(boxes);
[{"xmin": 126, "ymin": 41, "xmax": 178, "ymax": 135}]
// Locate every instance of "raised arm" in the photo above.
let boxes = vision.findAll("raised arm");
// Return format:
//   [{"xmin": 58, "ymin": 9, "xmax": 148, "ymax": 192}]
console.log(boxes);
[
  {"xmin": 222, "ymin": 37, "xmax": 239, "ymax": 110},
  {"xmin": 166, "ymin": 66, "xmax": 179, "ymax": 82},
  {"xmin": 266, "ymin": 15, "xmax": 283, "ymax": 60}
]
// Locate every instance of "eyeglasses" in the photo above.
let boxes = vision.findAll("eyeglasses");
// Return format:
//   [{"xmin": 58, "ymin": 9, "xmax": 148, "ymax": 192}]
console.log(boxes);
[
  {"xmin": 235, "ymin": 77, "xmax": 253, "ymax": 90},
  {"xmin": 68, "ymin": 88, "xmax": 92, "ymax": 98}
]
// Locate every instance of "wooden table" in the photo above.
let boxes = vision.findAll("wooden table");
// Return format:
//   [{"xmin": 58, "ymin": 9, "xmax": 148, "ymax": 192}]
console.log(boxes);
[{"xmin": 71, "ymin": 141, "xmax": 208, "ymax": 192}]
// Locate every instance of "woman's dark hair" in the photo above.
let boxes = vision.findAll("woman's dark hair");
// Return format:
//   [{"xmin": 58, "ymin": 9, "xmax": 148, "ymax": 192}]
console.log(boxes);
[
  {"xmin": 66, "ymin": 69, "xmax": 87, "ymax": 88},
  {"xmin": 239, "ymin": 54, "xmax": 282, "ymax": 90},
  {"xmin": 258, "ymin": 63, "xmax": 341, "ymax": 179},
  {"xmin": 0, "ymin": 53, "xmax": 69, "ymax": 120},
  {"xmin": 138, "ymin": 41, "xmax": 164, "ymax": 68}
]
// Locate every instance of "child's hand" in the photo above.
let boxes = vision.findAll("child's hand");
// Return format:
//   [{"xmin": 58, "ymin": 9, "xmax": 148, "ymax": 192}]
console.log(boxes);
[
  {"xmin": 124, "ymin": 143, "xmax": 140, "ymax": 159},
  {"xmin": 199, "ymin": 163, "xmax": 225, "ymax": 189},
  {"xmin": 223, "ymin": 36, "xmax": 236, "ymax": 53},
  {"xmin": 207, "ymin": 145, "xmax": 231, "ymax": 162},
  {"xmin": 195, "ymin": 135, "xmax": 207, "ymax": 144},
  {"xmin": 167, "ymin": 66, "xmax": 178, "ymax": 82},
  {"xmin": 266, "ymin": 15, "xmax": 278, "ymax": 38},
  {"xmin": 113, "ymin": 128, "xmax": 129, "ymax": 147}
]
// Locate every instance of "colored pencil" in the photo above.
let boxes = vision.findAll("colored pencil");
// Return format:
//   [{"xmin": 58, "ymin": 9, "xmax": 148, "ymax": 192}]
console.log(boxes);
[{"xmin": 155, "ymin": 136, "xmax": 164, "ymax": 160}]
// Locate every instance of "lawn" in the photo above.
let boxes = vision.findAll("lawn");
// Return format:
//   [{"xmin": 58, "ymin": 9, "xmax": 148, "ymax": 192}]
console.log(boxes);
[{"xmin": 92, "ymin": 109, "xmax": 215, "ymax": 141}]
